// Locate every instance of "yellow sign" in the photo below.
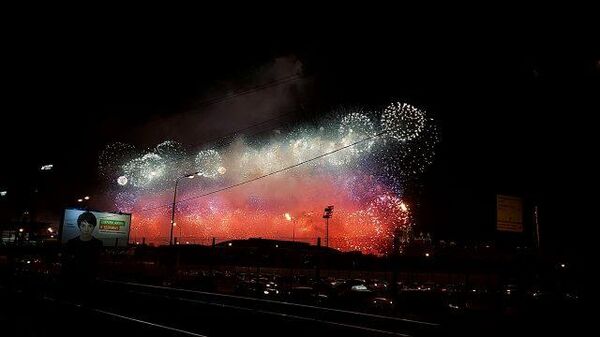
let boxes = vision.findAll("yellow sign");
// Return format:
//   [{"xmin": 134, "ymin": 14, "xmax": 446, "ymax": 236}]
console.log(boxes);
[{"xmin": 497, "ymin": 195, "xmax": 523, "ymax": 232}]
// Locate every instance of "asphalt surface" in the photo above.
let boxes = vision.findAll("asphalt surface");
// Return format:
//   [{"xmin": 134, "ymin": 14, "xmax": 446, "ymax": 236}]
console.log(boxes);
[
  {"xmin": 0, "ymin": 278, "xmax": 587, "ymax": 337},
  {"xmin": 1, "ymin": 279, "xmax": 442, "ymax": 337}
]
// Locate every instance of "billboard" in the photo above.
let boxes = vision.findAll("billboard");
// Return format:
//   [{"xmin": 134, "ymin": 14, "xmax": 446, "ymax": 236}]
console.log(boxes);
[
  {"xmin": 61, "ymin": 208, "xmax": 131, "ymax": 247},
  {"xmin": 496, "ymin": 195, "xmax": 523, "ymax": 232}
]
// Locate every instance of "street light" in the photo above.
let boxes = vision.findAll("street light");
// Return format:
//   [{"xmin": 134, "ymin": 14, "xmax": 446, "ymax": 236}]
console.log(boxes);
[
  {"xmin": 284, "ymin": 212, "xmax": 296, "ymax": 242},
  {"xmin": 77, "ymin": 195, "xmax": 91, "ymax": 203},
  {"xmin": 323, "ymin": 205, "xmax": 334, "ymax": 248},
  {"xmin": 40, "ymin": 164, "xmax": 54, "ymax": 171},
  {"xmin": 170, "ymin": 171, "xmax": 200, "ymax": 245}
]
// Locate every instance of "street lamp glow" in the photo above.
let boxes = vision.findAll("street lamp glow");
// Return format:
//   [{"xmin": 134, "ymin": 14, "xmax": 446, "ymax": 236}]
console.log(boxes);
[
  {"xmin": 19, "ymin": 228, "xmax": 24, "ymax": 233},
  {"xmin": 400, "ymin": 202, "xmax": 408, "ymax": 212},
  {"xmin": 47, "ymin": 227, "xmax": 53, "ymax": 233},
  {"xmin": 84, "ymin": 196, "xmax": 90, "ymax": 200},
  {"xmin": 41, "ymin": 164, "xmax": 53, "ymax": 171},
  {"xmin": 425, "ymin": 253, "xmax": 430, "ymax": 257},
  {"xmin": 285, "ymin": 212, "xmax": 297, "ymax": 241},
  {"xmin": 0, "ymin": 191, "xmax": 6, "ymax": 197},
  {"xmin": 172, "ymin": 222, "xmax": 177, "ymax": 227},
  {"xmin": 77, "ymin": 199, "xmax": 83, "ymax": 202}
]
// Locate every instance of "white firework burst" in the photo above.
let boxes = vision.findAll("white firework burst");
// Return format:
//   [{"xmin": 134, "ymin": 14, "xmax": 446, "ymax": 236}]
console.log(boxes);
[
  {"xmin": 336, "ymin": 110, "xmax": 376, "ymax": 164},
  {"xmin": 195, "ymin": 149, "xmax": 222, "ymax": 178},
  {"xmin": 122, "ymin": 153, "xmax": 167, "ymax": 188},
  {"xmin": 381, "ymin": 102, "xmax": 426, "ymax": 142},
  {"xmin": 98, "ymin": 142, "xmax": 136, "ymax": 179}
]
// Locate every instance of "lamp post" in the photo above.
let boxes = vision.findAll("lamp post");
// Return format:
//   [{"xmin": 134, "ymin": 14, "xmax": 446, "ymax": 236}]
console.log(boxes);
[
  {"xmin": 284, "ymin": 212, "xmax": 296, "ymax": 242},
  {"xmin": 170, "ymin": 171, "xmax": 200, "ymax": 246},
  {"xmin": 323, "ymin": 205, "xmax": 334, "ymax": 248}
]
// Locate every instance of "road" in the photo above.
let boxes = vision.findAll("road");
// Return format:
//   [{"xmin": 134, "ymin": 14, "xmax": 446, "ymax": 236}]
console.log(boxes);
[
  {"xmin": 1, "ymin": 278, "xmax": 585, "ymax": 337},
  {"xmin": 1, "ymin": 280, "xmax": 440, "ymax": 337}
]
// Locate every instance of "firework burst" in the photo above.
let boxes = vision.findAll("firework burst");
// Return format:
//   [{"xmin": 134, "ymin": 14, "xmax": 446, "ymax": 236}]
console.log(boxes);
[{"xmin": 99, "ymin": 101, "xmax": 439, "ymax": 254}]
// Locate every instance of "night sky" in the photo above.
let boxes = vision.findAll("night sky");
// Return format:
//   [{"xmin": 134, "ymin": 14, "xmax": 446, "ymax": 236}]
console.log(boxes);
[{"xmin": 1, "ymin": 19, "xmax": 597, "ymax": 257}]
